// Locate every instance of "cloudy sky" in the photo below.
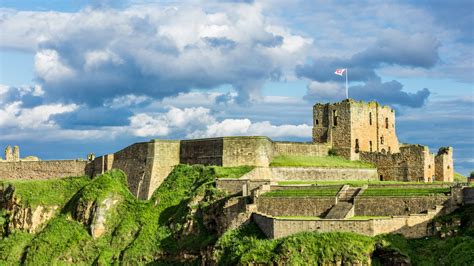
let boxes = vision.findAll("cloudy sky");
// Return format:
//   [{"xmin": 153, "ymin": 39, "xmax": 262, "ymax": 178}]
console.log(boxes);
[{"xmin": 0, "ymin": 0, "xmax": 473, "ymax": 175}]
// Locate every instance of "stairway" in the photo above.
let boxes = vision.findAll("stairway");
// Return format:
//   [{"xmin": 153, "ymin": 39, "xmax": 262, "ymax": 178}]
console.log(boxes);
[
  {"xmin": 325, "ymin": 202, "xmax": 354, "ymax": 219},
  {"xmin": 324, "ymin": 186, "xmax": 363, "ymax": 219}
]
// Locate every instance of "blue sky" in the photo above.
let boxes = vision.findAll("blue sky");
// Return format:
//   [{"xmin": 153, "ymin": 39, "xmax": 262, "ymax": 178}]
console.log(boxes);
[{"xmin": 0, "ymin": 0, "xmax": 473, "ymax": 175}]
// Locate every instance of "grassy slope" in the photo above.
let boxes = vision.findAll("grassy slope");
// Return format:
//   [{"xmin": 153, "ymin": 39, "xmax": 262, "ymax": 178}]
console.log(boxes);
[
  {"xmin": 0, "ymin": 176, "xmax": 91, "ymax": 208},
  {"xmin": 270, "ymin": 155, "xmax": 375, "ymax": 168},
  {"xmin": 211, "ymin": 165, "xmax": 254, "ymax": 179},
  {"xmin": 454, "ymin": 172, "xmax": 467, "ymax": 182}
]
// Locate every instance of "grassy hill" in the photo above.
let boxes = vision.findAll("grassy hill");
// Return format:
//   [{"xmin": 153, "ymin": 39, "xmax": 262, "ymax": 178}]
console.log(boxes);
[{"xmin": 0, "ymin": 165, "xmax": 472, "ymax": 264}]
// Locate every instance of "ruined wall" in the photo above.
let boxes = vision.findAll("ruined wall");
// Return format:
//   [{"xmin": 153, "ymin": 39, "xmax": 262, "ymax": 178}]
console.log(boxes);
[
  {"xmin": 256, "ymin": 197, "xmax": 335, "ymax": 217},
  {"xmin": 0, "ymin": 160, "xmax": 88, "ymax": 180},
  {"xmin": 435, "ymin": 147, "xmax": 454, "ymax": 182},
  {"xmin": 313, "ymin": 101, "xmax": 352, "ymax": 159},
  {"xmin": 354, "ymin": 196, "xmax": 450, "ymax": 216},
  {"xmin": 273, "ymin": 142, "xmax": 330, "ymax": 157},
  {"xmin": 313, "ymin": 100, "xmax": 400, "ymax": 160}
]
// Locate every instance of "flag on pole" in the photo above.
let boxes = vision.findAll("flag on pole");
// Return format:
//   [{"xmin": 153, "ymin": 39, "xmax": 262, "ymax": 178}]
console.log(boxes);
[{"xmin": 334, "ymin": 68, "xmax": 346, "ymax": 76}]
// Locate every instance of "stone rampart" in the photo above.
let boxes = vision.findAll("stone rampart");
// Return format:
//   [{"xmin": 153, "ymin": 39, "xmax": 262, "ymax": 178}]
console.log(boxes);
[
  {"xmin": 256, "ymin": 197, "xmax": 335, "ymax": 217},
  {"xmin": 0, "ymin": 160, "xmax": 88, "ymax": 180},
  {"xmin": 180, "ymin": 138, "xmax": 223, "ymax": 166},
  {"xmin": 273, "ymin": 142, "xmax": 330, "ymax": 157},
  {"xmin": 216, "ymin": 179, "xmax": 270, "ymax": 195}
]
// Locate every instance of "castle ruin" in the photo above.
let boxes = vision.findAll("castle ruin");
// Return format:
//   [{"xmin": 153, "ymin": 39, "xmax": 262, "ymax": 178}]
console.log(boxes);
[{"xmin": 0, "ymin": 99, "xmax": 455, "ymax": 199}]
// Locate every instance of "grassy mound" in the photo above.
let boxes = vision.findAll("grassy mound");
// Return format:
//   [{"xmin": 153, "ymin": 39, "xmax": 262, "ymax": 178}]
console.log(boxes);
[
  {"xmin": 213, "ymin": 222, "xmax": 375, "ymax": 265},
  {"xmin": 270, "ymin": 155, "xmax": 375, "ymax": 168},
  {"xmin": 212, "ymin": 166, "xmax": 254, "ymax": 179},
  {"xmin": 454, "ymin": 172, "xmax": 467, "ymax": 182}
]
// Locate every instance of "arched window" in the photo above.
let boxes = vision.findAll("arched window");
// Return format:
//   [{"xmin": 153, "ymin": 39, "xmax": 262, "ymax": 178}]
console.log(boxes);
[
  {"xmin": 369, "ymin": 112, "xmax": 372, "ymax": 125},
  {"xmin": 380, "ymin": 136, "xmax": 384, "ymax": 144},
  {"xmin": 369, "ymin": 141, "xmax": 373, "ymax": 152},
  {"xmin": 385, "ymin": 117, "xmax": 389, "ymax": 129},
  {"xmin": 315, "ymin": 119, "xmax": 319, "ymax": 125},
  {"xmin": 332, "ymin": 110, "xmax": 338, "ymax": 126},
  {"xmin": 355, "ymin": 139, "xmax": 360, "ymax": 153}
]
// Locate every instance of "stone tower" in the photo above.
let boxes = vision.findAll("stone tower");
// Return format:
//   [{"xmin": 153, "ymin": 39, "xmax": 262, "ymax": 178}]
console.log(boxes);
[
  {"xmin": 313, "ymin": 99, "xmax": 399, "ymax": 160},
  {"xmin": 435, "ymin": 147, "xmax": 454, "ymax": 182},
  {"xmin": 13, "ymin": 145, "xmax": 20, "ymax": 162},
  {"xmin": 4, "ymin": 146, "xmax": 13, "ymax": 161}
]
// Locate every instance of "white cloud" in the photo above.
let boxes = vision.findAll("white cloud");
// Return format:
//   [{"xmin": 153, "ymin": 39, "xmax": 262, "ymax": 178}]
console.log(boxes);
[
  {"xmin": 34, "ymin": 49, "xmax": 75, "ymax": 82},
  {"xmin": 304, "ymin": 81, "xmax": 345, "ymax": 102}
]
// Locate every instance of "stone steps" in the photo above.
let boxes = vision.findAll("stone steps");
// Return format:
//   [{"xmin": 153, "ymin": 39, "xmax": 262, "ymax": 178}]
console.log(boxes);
[{"xmin": 325, "ymin": 202, "xmax": 354, "ymax": 219}]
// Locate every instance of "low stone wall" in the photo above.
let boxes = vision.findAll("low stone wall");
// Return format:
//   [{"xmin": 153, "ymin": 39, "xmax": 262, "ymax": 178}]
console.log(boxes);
[
  {"xmin": 270, "ymin": 167, "xmax": 378, "ymax": 181},
  {"xmin": 273, "ymin": 142, "xmax": 330, "ymax": 157},
  {"xmin": 256, "ymin": 197, "xmax": 335, "ymax": 217},
  {"xmin": 253, "ymin": 206, "xmax": 442, "ymax": 239},
  {"xmin": 354, "ymin": 196, "xmax": 450, "ymax": 216},
  {"xmin": 216, "ymin": 179, "xmax": 270, "ymax": 195},
  {"xmin": 0, "ymin": 160, "xmax": 87, "ymax": 180}
]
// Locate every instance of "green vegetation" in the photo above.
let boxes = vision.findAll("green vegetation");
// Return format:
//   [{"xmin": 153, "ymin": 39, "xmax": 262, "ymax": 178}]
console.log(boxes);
[
  {"xmin": 212, "ymin": 165, "xmax": 254, "ymax": 179},
  {"xmin": 0, "ymin": 176, "xmax": 91, "ymax": 207},
  {"xmin": 277, "ymin": 180, "xmax": 452, "ymax": 186},
  {"xmin": 270, "ymin": 155, "xmax": 375, "ymax": 168},
  {"xmin": 362, "ymin": 187, "xmax": 450, "ymax": 197},
  {"xmin": 454, "ymin": 172, "xmax": 467, "ymax": 182},
  {"xmin": 262, "ymin": 187, "xmax": 340, "ymax": 197},
  {"xmin": 0, "ymin": 165, "xmax": 222, "ymax": 265},
  {"xmin": 214, "ymin": 222, "xmax": 376, "ymax": 265}
]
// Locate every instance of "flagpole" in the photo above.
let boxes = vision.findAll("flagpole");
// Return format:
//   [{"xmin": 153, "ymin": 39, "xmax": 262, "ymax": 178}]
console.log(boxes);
[{"xmin": 345, "ymin": 69, "xmax": 348, "ymax": 99}]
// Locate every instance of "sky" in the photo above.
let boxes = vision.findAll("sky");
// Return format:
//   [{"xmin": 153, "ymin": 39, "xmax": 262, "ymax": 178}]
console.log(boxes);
[{"xmin": 0, "ymin": 0, "xmax": 473, "ymax": 175}]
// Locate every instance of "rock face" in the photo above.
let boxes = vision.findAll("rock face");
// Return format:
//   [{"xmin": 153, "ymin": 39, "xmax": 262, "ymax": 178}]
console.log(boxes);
[
  {"xmin": 73, "ymin": 195, "xmax": 120, "ymax": 239},
  {"xmin": 0, "ymin": 185, "xmax": 58, "ymax": 234}
]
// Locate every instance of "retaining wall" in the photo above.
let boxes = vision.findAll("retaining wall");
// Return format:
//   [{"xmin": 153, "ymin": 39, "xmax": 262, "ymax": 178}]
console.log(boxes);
[
  {"xmin": 216, "ymin": 179, "xmax": 270, "ymax": 195},
  {"xmin": 256, "ymin": 197, "xmax": 335, "ymax": 217},
  {"xmin": 273, "ymin": 142, "xmax": 330, "ymax": 157},
  {"xmin": 354, "ymin": 196, "xmax": 450, "ymax": 216},
  {"xmin": 270, "ymin": 167, "xmax": 378, "ymax": 181},
  {"xmin": 0, "ymin": 160, "xmax": 87, "ymax": 180}
]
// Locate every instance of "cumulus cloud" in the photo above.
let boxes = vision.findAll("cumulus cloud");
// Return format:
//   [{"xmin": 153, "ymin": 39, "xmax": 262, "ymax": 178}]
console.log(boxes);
[{"xmin": 0, "ymin": 3, "xmax": 311, "ymax": 105}]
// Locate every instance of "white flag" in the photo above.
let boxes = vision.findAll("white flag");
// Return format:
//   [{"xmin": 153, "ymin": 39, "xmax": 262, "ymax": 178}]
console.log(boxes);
[{"xmin": 335, "ymin": 69, "xmax": 346, "ymax": 76}]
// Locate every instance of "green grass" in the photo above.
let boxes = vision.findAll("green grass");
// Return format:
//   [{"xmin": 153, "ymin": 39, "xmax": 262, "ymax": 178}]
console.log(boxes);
[
  {"xmin": 270, "ymin": 155, "xmax": 375, "ymax": 168},
  {"xmin": 347, "ymin": 216, "xmax": 391, "ymax": 220},
  {"xmin": 454, "ymin": 172, "xmax": 467, "ymax": 183},
  {"xmin": 262, "ymin": 187, "xmax": 340, "ymax": 197},
  {"xmin": 361, "ymin": 187, "xmax": 450, "ymax": 197},
  {"xmin": 277, "ymin": 180, "xmax": 453, "ymax": 186},
  {"xmin": 0, "ymin": 176, "xmax": 91, "ymax": 208},
  {"xmin": 212, "ymin": 165, "xmax": 254, "ymax": 179},
  {"xmin": 213, "ymin": 222, "xmax": 376, "ymax": 265}
]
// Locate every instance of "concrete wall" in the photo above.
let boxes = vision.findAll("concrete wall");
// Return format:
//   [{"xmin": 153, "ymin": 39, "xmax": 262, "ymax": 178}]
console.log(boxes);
[
  {"xmin": 0, "ymin": 160, "xmax": 87, "ymax": 180},
  {"xmin": 354, "ymin": 196, "xmax": 450, "ymax": 216},
  {"xmin": 256, "ymin": 197, "xmax": 335, "ymax": 217}
]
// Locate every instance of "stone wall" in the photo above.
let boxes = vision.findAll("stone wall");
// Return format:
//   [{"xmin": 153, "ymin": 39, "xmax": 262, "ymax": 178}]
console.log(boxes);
[
  {"xmin": 180, "ymin": 138, "xmax": 223, "ymax": 166},
  {"xmin": 354, "ymin": 196, "xmax": 450, "ymax": 216},
  {"xmin": 253, "ymin": 206, "xmax": 442, "ymax": 239},
  {"xmin": 216, "ymin": 179, "xmax": 270, "ymax": 195},
  {"xmin": 435, "ymin": 147, "xmax": 454, "ymax": 182},
  {"xmin": 256, "ymin": 197, "xmax": 335, "ymax": 217},
  {"xmin": 463, "ymin": 188, "xmax": 474, "ymax": 204},
  {"xmin": 273, "ymin": 142, "xmax": 330, "ymax": 157},
  {"xmin": 223, "ymin": 137, "xmax": 274, "ymax": 167},
  {"xmin": 359, "ymin": 144, "xmax": 437, "ymax": 182},
  {"xmin": 270, "ymin": 167, "xmax": 378, "ymax": 181},
  {"xmin": 313, "ymin": 99, "xmax": 400, "ymax": 160},
  {"xmin": 0, "ymin": 160, "xmax": 88, "ymax": 180}
]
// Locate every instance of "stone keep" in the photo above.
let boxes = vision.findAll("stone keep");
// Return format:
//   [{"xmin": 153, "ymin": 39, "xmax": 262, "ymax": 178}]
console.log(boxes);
[
  {"xmin": 313, "ymin": 99, "xmax": 399, "ymax": 160},
  {"xmin": 435, "ymin": 147, "xmax": 454, "ymax": 182}
]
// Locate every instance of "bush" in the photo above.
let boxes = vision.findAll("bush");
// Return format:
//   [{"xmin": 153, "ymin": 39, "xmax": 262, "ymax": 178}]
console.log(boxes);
[{"xmin": 328, "ymin": 148, "xmax": 338, "ymax": 156}]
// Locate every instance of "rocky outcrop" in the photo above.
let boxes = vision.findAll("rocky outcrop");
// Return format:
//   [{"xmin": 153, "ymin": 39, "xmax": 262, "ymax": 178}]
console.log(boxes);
[{"xmin": 72, "ymin": 194, "xmax": 121, "ymax": 239}]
